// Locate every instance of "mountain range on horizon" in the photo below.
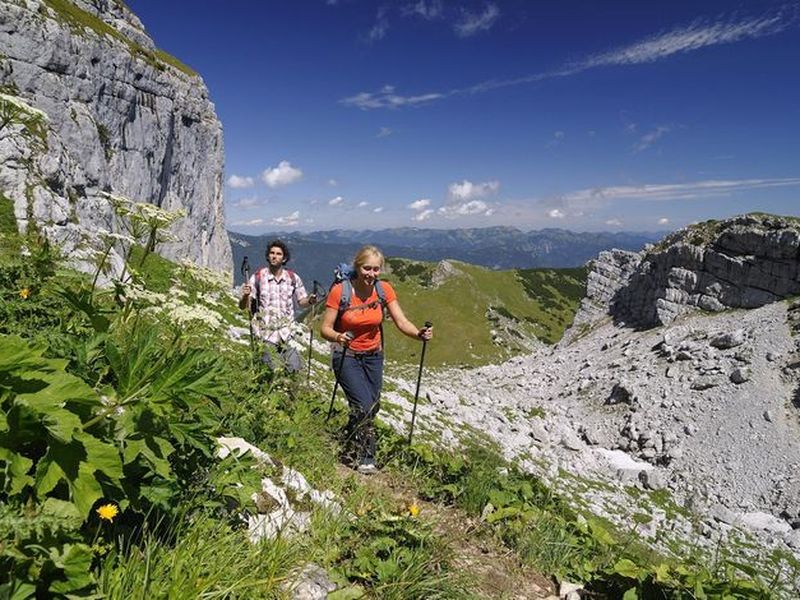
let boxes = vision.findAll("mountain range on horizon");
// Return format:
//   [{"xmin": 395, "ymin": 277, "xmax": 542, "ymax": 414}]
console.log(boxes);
[{"xmin": 228, "ymin": 226, "xmax": 664, "ymax": 286}]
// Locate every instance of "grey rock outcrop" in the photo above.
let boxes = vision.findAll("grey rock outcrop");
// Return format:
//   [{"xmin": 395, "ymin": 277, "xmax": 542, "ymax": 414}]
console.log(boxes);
[
  {"xmin": 569, "ymin": 214, "xmax": 800, "ymax": 330},
  {"xmin": 560, "ymin": 249, "xmax": 640, "ymax": 344},
  {"xmin": 0, "ymin": 0, "xmax": 231, "ymax": 275}
]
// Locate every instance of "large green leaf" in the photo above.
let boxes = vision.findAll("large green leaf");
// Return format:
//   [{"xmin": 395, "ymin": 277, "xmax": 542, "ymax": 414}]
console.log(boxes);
[
  {"xmin": 74, "ymin": 431, "xmax": 123, "ymax": 481},
  {"xmin": 34, "ymin": 440, "xmax": 104, "ymax": 516},
  {"xmin": 35, "ymin": 454, "xmax": 66, "ymax": 497},
  {"xmin": 0, "ymin": 581, "xmax": 36, "ymax": 600},
  {"xmin": 48, "ymin": 543, "xmax": 95, "ymax": 593},
  {"xmin": 71, "ymin": 462, "xmax": 103, "ymax": 516},
  {"xmin": 37, "ymin": 404, "xmax": 82, "ymax": 443},
  {"xmin": 0, "ymin": 335, "xmax": 49, "ymax": 372},
  {"xmin": 123, "ymin": 437, "xmax": 171, "ymax": 478},
  {"xmin": 613, "ymin": 558, "xmax": 643, "ymax": 580},
  {"xmin": 41, "ymin": 497, "xmax": 82, "ymax": 520},
  {"xmin": 0, "ymin": 447, "xmax": 33, "ymax": 494}
]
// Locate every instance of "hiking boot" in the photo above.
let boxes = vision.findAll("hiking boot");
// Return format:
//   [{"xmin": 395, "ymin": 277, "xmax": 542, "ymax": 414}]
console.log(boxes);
[{"xmin": 356, "ymin": 461, "xmax": 378, "ymax": 475}]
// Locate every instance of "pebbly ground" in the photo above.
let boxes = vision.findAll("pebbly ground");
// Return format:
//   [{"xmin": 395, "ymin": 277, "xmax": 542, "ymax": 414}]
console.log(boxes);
[{"xmin": 378, "ymin": 298, "xmax": 800, "ymax": 588}]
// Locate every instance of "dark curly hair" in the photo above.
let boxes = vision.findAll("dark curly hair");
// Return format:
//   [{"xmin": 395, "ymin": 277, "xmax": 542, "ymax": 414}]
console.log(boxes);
[{"xmin": 266, "ymin": 239, "xmax": 290, "ymax": 264}]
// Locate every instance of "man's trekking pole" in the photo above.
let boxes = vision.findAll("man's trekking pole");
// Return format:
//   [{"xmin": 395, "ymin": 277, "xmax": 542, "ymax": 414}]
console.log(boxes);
[
  {"xmin": 407, "ymin": 321, "xmax": 432, "ymax": 445},
  {"xmin": 240, "ymin": 256, "xmax": 256, "ymax": 360},
  {"xmin": 326, "ymin": 331, "xmax": 353, "ymax": 422},
  {"xmin": 306, "ymin": 280, "xmax": 321, "ymax": 384}
]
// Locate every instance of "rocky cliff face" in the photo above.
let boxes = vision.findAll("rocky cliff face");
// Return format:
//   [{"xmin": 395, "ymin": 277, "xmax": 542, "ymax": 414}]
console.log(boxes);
[
  {"xmin": 0, "ymin": 0, "xmax": 231, "ymax": 275},
  {"xmin": 571, "ymin": 214, "xmax": 800, "ymax": 330}
]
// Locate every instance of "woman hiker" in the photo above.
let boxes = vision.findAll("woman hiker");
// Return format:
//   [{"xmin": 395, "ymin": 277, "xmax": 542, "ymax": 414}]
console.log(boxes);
[{"xmin": 320, "ymin": 245, "xmax": 433, "ymax": 474}]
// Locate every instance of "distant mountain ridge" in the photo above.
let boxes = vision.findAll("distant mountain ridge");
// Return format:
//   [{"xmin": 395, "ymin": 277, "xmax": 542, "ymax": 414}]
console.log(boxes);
[{"xmin": 228, "ymin": 227, "xmax": 662, "ymax": 286}]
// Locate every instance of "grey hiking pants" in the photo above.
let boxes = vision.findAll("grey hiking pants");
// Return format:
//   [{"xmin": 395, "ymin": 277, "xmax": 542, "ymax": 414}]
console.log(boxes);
[{"xmin": 262, "ymin": 341, "xmax": 302, "ymax": 373}]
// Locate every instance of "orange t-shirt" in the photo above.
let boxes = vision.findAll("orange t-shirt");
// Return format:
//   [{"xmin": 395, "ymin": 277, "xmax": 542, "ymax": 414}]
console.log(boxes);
[{"xmin": 326, "ymin": 281, "xmax": 397, "ymax": 352}]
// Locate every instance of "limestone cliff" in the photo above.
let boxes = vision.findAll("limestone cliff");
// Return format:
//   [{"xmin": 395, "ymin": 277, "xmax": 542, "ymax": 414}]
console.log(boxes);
[
  {"xmin": 0, "ymin": 0, "xmax": 231, "ymax": 275},
  {"xmin": 567, "ymin": 213, "xmax": 800, "ymax": 332}
]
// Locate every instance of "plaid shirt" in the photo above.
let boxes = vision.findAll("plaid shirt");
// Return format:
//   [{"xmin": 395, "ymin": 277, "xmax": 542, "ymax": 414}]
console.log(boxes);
[{"xmin": 247, "ymin": 268, "xmax": 308, "ymax": 343}]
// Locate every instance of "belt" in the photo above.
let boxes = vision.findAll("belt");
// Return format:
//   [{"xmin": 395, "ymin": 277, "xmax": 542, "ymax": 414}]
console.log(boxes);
[{"xmin": 334, "ymin": 348, "xmax": 382, "ymax": 358}]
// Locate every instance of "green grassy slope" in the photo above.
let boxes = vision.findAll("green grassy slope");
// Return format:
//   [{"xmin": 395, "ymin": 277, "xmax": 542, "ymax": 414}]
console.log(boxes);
[{"xmin": 377, "ymin": 258, "xmax": 587, "ymax": 368}]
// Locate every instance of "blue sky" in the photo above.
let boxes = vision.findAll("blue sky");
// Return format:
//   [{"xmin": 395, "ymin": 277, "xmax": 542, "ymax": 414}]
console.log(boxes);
[{"xmin": 126, "ymin": 0, "xmax": 800, "ymax": 233}]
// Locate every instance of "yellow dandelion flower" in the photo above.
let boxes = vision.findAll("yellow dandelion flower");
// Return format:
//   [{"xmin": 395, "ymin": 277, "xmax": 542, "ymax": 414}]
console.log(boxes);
[
  {"xmin": 408, "ymin": 502, "xmax": 421, "ymax": 518},
  {"xmin": 96, "ymin": 503, "xmax": 119, "ymax": 522},
  {"xmin": 19, "ymin": 288, "xmax": 30, "ymax": 299}
]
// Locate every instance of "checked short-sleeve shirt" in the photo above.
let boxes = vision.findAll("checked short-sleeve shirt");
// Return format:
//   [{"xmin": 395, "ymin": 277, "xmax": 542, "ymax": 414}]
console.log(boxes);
[{"xmin": 247, "ymin": 268, "xmax": 308, "ymax": 344}]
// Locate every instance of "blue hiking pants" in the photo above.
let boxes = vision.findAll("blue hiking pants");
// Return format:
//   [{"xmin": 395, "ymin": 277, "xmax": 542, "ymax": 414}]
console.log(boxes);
[{"xmin": 332, "ymin": 350, "xmax": 383, "ymax": 463}]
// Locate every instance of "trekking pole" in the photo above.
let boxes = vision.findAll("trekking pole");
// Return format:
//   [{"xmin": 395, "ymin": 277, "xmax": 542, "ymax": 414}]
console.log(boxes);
[
  {"xmin": 326, "ymin": 331, "xmax": 353, "ymax": 422},
  {"xmin": 240, "ymin": 256, "xmax": 256, "ymax": 360},
  {"xmin": 407, "ymin": 321, "xmax": 432, "ymax": 445},
  {"xmin": 306, "ymin": 280, "xmax": 320, "ymax": 384}
]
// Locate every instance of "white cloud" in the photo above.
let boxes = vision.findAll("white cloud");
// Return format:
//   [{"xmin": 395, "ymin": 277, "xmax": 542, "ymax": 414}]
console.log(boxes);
[
  {"xmin": 377, "ymin": 126, "xmax": 393, "ymax": 138},
  {"xmin": 328, "ymin": 178, "xmax": 339, "ymax": 187},
  {"xmin": 271, "ymin": 211, "xmax": 300, "ymax": 226},
  {"xmin": 367, "ymin": 7, "xmax": 389, "ymax": 42},
  {"xmin": 413, "ymin": 209, "xmax": 434, "ymax": 222},
  {"xmin": 404, "ymin": 0, "xmax": 443, "ymax": 20},
  {"xmin": 261, "ymin": 160, "xmax": 303, "ymax": 188},
  {"xmin": 634, "ymin": 125, "xmax": 672, "ymax": 152},
  {"xmin": 373, "ymin": 206, "xmax": 384, "ymax": 213},
  {"xmin": 658, "ymin": 217, "xmax": 670, "ymax": 225},
  {"xmin": 231, "ymin": 218, "xmax": 264, "ymax": 226},
  {"xmin": 407, "ymin": 198, "xmax": 431, "ymax": 210},
  {"xmin": 605, "ymin": 218, "xmax": 623, "ymax": 226},
  {"xmin": 341, "ymin": 8, "xmax": 791, "ymax": 109},
  {"xmin": 547, "ymin": 130, "xmax": 565, "ymax": 147},
  {"xmin": 357, "ymin": 201, "xmax": 369, "ymax": 207},
  {"xmin": 439, "ymin": 199, "xmax": 491, "ymax": 218},
  {"xmin": 448, "ymin": 179, "xmax": 500, "ymax": 201},
  {"xmin": 341, "ymin": 85, "xmax": 444, "ymax": 110},
  {"xmin": 454, "ymin": 3, "xmax": 500, "ymax": 37},
  {"xmin": 580, "ymin": 12, "xmax": 790, "ymax": 69},
  {"xmin": 561, "ymin": 177, "xmax": 800, "ymax": 204},
  {"xmin": 329, "ymin": 195, "xmax": 344, "ymax": 206},
  {"xmin": 547, "ymin": 208, "xmax": 565, "ymax": 219},
  {"xmin": 227, "ymin": 174, "xmax": 254, "ymax": 189}
]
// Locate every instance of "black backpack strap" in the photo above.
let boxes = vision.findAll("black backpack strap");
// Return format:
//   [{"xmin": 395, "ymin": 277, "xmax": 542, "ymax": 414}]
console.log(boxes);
[
  {"xmin": 375, "ymin": 280, "xmax": 386, "ymax": 352},
  {"xmin": 285, "ymin": 269, "xmax": 297, "ymax": 295},
  {"xmin": 251, "ymin": 267, "xmax": 265, "ymax": 314}
]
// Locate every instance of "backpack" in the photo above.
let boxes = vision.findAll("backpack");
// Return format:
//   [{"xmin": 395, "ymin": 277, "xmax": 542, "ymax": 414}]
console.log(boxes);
[
  {"xmin": 250, "ymin": 267, "xmax": 297, "ymax": 315},
  {"xmin": 332, "ymin": 263, "xmax": 388, "ymax": 348}
]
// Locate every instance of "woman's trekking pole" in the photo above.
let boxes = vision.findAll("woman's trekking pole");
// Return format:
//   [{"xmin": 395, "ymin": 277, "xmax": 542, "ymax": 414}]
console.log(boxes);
[
  {"xmin": 407, "ymin": 321, "xmax": 432, "ymax": 445},
  {"xmin": 306, "ymin": 280, "xmax": 320, "ymax": 384},
  {"xmin": 240, "ymin": 256, "xmax": 256, "ymax": 360},
  {"xmin": 326, "ymin": 332, "xmax": 353, "ymax": 422}
]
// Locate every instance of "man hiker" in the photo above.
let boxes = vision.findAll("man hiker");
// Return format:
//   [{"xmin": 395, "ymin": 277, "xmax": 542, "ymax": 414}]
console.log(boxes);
[{"xmin": 239, "ymin": 239, "xmax": 317, "ymax": 372}]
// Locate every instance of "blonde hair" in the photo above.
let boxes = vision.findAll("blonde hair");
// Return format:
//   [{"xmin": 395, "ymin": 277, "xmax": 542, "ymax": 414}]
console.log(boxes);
[{"xmin": 353, "ymin": 245, "xmax": 384, "ymax": 270}]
